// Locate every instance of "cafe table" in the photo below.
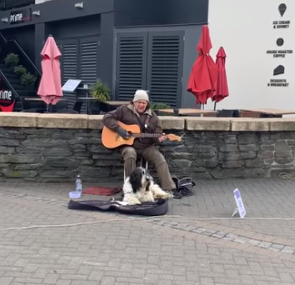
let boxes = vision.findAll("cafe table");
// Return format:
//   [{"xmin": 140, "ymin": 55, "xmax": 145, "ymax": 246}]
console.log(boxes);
[{"xmin": 157, "ymin": 108, "xmax": 217, "ymax": 116}]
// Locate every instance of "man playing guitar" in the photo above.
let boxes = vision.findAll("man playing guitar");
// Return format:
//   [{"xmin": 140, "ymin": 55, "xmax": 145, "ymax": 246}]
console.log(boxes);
[{"xmin": 102, "ymin": 90, "xmax": 182, "ymax": 199}]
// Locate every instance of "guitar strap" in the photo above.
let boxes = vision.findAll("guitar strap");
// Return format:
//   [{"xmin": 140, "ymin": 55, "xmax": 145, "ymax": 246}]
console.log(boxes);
[{"xmin": 136, "ymin": 114, "xmax": 150, "ymax": 133}]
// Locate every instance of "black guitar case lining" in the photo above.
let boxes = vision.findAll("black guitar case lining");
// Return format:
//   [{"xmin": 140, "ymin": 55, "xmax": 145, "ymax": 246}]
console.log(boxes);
[{"xmin": 68, "ymin": 199, "xmax": 168, "ymax": 216}]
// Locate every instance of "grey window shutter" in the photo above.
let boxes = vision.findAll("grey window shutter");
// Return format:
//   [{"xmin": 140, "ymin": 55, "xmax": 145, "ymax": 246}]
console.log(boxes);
[
  {"xmin": 56, "ymin": 43, "xmax": 63, "ymax": 79},
  {"xmin": 61, "ymin": 41, "xmax": 79, "ymax": 84},
  {"xmin": 146, "ymin": 31, "xmax": 184, "ymax": 107},
  {"xmin": 80, "ymin": 38, "xmax": 99, "ymax": 86},
  {"xmin": 115, "ymin": 33, "xmax": 148, "ymax": 101},
  {"xmin": 56, "ymin": 40, "xmax": 79, "ymax": 110}
]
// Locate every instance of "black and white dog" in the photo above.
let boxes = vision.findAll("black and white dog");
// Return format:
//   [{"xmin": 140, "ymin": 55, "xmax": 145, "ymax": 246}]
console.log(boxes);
[{"xmin": 122, "ymin": 167, "xmax": 171, "ymax": 205}]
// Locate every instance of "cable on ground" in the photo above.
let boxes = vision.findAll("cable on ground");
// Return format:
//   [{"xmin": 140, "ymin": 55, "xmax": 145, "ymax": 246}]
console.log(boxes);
[{"xmin": 279, "ymin": 171, "xmax": 295, "ymax": 180}]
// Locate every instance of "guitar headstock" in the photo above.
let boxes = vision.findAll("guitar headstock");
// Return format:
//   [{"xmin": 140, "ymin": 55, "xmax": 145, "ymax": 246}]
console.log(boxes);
[{"xmin": 166, "ymin": 134, "xmax": 182, "ymax": 142}]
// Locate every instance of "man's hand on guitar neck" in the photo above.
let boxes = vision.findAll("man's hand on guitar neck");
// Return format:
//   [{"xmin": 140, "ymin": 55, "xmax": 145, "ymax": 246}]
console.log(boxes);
[{"xmin": 117, "ymin": 127, "xmax": 130, "ymax": 140}]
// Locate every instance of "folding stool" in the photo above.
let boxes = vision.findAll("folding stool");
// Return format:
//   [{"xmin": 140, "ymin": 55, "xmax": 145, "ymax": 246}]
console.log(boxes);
[{"xmin": 123, "ymin": 156, "xmax": 148, "ymax": 181}]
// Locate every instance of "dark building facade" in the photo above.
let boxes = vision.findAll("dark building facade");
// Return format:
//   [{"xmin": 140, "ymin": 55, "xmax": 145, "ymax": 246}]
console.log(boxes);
[{"xmin": 0, "ymin": 0, "xmax": 209, "ymax": 107}]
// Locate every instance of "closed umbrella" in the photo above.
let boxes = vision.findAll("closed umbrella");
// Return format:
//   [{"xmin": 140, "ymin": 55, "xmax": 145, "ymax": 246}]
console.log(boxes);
[
  {"xmin": 187, "ymin": 25, "xmax": 218, "ymax": 106},
  {"xmin": 212, "ymin": 47, "xmax": 229, "ymax": 110},
  {"xmin": 37, "ymin": 34, "xmax": 63, "ymax": 108}
]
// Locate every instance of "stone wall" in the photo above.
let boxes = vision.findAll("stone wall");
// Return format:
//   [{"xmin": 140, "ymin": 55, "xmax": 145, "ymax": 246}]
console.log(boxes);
[
  {"xmin": 0, "ymin": 113, "xmax": 295, "ymax": 182},
  {"xmin": 175, "ymin": 131, "xmax": 295, "ymax": 179}
]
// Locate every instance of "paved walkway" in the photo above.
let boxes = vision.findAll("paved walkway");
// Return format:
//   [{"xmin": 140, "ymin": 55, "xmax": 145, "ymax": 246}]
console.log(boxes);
[{"xmin": 0, "ymin": 178, "xmax": 295, "ymax": 284}]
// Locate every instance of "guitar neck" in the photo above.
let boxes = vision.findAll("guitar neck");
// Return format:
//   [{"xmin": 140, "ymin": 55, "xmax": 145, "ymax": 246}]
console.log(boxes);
[{"xmin": 132, "ymin": 133, "xmax": 162, "ymax": 138}]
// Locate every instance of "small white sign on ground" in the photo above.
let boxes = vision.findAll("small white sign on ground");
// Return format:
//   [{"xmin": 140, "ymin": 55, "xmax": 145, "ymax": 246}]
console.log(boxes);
[{"xmin": 232, "ymin": 188, "xmax": 246, "ymax": 218}]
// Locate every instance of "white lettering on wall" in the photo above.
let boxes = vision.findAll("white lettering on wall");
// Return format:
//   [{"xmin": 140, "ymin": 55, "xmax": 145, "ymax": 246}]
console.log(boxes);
[
  {"xmin": 0, "ymin": 90, "xmax": 12, "ymax": 100},
  {"xmin": 10, "ymin": 13, "xmax": 23, "ymax": 23}
]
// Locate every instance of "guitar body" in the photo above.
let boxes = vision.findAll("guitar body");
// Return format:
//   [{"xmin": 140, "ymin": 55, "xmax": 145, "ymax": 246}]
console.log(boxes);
[{"xmin": 102, "ymin": 122, "xmax": 141, "ymax": 149}]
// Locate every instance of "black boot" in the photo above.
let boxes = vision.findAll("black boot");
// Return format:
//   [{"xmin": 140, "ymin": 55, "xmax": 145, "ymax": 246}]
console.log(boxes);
[{"xmin": 172, "ymin": 189, "xmax": 182, "ymax": 199}]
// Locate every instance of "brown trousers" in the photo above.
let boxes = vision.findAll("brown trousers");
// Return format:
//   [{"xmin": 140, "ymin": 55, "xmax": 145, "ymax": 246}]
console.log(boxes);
[{"xmin": 121, "ymin": 145, "xmax": 176, "ymax": 191}]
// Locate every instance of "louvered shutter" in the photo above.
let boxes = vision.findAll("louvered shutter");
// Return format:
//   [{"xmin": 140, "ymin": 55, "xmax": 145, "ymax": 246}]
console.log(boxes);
[
  {"xmin": 115, "ymin": 33, "xmax": 147, "ymax": 101},
  {"xmin": 56, "ymin": 40, "xmax": 79, "ymax": 110},
  {"xmin": 146, "ymin": 31, "xmax": 184, "ymax": 107},
  {"xmin": 56, "ymin": 43, "xmax": 63, "ymax": 79},
  {"xmin": 61, "ymin": 41, "xmax": 79, "ymax": 85},
  {"xmin": 80, "ymin": 38, "xmax": 99, "ymax": 86}
]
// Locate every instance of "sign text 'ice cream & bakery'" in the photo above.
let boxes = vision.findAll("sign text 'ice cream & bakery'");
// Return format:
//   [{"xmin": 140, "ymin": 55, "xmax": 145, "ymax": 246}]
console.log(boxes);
[{"xmin": 273, "ymin": 20, "xmax": 290, "ymax": 29}]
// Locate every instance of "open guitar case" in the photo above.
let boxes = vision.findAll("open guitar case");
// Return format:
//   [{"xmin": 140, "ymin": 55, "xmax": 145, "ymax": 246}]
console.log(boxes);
[{"xmin": 68, "ymin": 198, "xmax": 168, "ymax": 216}]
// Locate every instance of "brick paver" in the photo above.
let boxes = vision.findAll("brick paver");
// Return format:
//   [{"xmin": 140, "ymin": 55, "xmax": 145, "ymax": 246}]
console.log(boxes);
[{"xmin": 0, "ymin": 178, "xmax": 295, "ymax": 284}]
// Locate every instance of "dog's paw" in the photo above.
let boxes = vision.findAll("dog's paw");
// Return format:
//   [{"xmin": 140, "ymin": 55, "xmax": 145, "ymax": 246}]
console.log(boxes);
[
  {"xmin": 154, "ymin": 192, "xmax": 172, "ymax": 200},
  {"xmin": 127, "ymin": 197, "xmax": 141, "ymax": 205},
  {"xmin": 141, "ymin": 194, "xmax": 155, "ymax": 203},
  {"xmin": 164, "ymin": 192, "xmax": 173, "ymax": 199}
]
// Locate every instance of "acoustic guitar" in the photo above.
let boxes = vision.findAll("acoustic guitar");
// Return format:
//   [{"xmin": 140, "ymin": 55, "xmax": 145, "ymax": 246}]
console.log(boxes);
[{"xmin": 102, "ymin": 121, "xmax": 182, "ymax": 149}]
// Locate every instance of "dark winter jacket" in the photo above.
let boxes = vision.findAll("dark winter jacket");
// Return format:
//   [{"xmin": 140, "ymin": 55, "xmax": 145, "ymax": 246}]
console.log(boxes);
[{"xmin": 102, "ymin": 104, "xmax": 163, "ymax": 150}]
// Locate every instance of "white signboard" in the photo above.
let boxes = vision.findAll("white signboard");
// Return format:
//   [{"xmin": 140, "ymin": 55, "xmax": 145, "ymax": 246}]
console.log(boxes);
[
  {"xmin": 207, "ymin": 0, "xmax": 295, "ymax": 112},
  {"xmin": 62, "ymin": 79, "xmax": 82, "ymax": 92},
  {"xmin": 232, "ymin": 188, "xmax": 246, "ymax": 218}
]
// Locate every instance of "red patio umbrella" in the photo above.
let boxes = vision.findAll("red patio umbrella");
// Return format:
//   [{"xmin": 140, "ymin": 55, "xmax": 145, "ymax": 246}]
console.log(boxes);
[
  {"xmin": 187, "ymin": 25, "xmax": 218, "ymax": 105},
  {"xmin": 212, "ymin": 47, "xmax": 229, "ymax": 109},
  {"xmin": 37, "ymin": 34, "xmax": 63, "ymax": 106}
]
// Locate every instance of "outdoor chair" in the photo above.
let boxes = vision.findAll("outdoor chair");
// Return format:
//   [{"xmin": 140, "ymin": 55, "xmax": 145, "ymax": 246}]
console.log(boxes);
[
  {"xmin": 123, "ymin": 156, "xmax": 148, "ymax": 181},
  {"xmin": 20, "ymin": 97, "xmax": 46, "ymax": 113},
  {"xmin": 73, "ymin": 101, "xmax": 83, "ymax": 113}
]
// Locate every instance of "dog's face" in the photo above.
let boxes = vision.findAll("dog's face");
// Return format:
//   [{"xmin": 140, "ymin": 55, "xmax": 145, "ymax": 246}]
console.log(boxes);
[{"xmin": 129, "ymin": 167, "xmax": 152, "ymax": 193}]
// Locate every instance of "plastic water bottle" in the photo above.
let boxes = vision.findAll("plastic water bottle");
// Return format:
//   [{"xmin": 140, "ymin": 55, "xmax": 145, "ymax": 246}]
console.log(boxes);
[{"xmin": 75, "ymin": 175, "xmax": 82, "ymax": 192}]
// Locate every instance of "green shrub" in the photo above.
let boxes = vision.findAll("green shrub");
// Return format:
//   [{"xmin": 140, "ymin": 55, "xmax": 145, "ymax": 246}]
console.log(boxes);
[
  {"xmin": 14, "ymin": 65, "xmax": 27, "ymax": 76},
  {"xmin": 150, "ymin": 101, "xmax": 171, "ymax": 116},
  {"xmin": 150, "ymin": 101, "xmax": 170, "ymax": 110},
  {"xmin": 91, "ymin": 79, "xmax": 111, "ymax": 101},
  {"xmin": 4, "ymin": 53, "xmax": 19, "ymax": 67},
  {"xmin": 20, "ymin": 72, "xmax": 37, "ymax": 86}
]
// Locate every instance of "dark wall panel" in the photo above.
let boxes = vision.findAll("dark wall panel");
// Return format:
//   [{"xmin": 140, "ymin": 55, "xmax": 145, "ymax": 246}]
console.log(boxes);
[
  {"xmin": 161, "ymin": 0, "xmax": 208, "ymax": 25},
  {"xmin": 0, "ymin": 0, "xmax": 114, "ymax": 30},
  {"xmin": 114, "ymin": 0, "xmax": 208, "ymax": 26},
  {"xmin": 2, "ymin": 25, "xmax": 35, "ymax": 61},
  {"xmin": 47, "ymin": 15, "xmax": 101, "ymax": 40},
  {"xmin": 98, "ymin": 12, "xmax": 115, "ymax": 91},
  {"xmin": 114, "ymin": 0, "xmax": 164, "ymax": 26},
  {"xmin": 32, "ymin": 0, "xmax": 113, "ymax": 23}
]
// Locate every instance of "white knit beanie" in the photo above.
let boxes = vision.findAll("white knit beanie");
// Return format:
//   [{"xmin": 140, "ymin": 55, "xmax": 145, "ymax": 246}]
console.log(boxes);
[{"xmin": 133, "ymin": 89, "xmax": 149, "ymax": 102}]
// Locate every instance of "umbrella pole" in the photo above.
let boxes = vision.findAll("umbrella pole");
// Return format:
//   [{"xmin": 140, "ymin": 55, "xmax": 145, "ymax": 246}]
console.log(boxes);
[
  {"xmin": 214, "ymin": 101, "xmax": 217, "ymax": 111},
  {"xmin": 46, "ymin": 104, "xmax": 52, "ymax": 113}
]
